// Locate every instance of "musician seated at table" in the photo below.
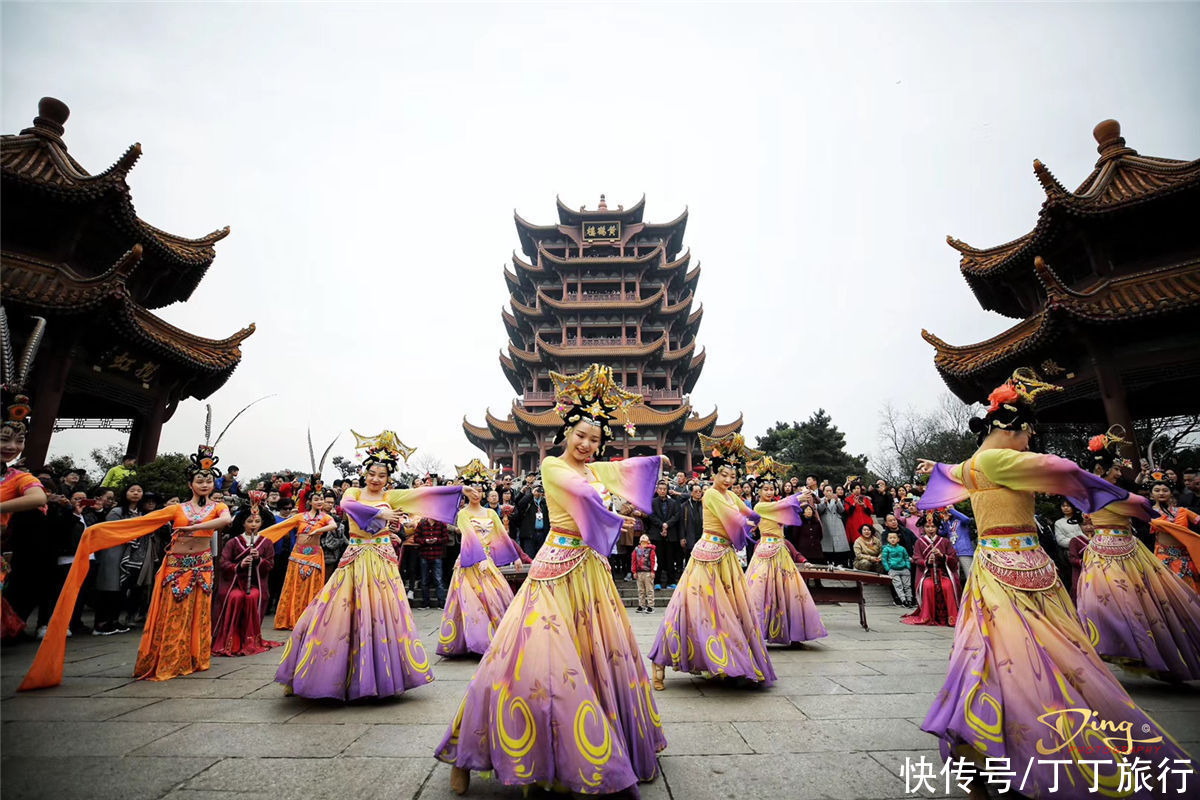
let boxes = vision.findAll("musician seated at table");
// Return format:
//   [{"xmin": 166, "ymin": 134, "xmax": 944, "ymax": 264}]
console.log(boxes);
[{"xmin": 852, "ymin": 524, "xmax": 885, "ymax": 573}]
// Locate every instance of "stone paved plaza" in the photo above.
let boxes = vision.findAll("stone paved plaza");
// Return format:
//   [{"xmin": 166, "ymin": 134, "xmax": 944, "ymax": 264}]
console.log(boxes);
[{"xmin": 2, "ymin": 602, "xmax": 1198, "ymax": 800}]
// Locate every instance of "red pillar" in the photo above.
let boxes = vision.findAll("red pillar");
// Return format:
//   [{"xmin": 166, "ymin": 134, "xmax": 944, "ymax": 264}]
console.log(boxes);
[
  {"xmin": 1088, "ymin": 342, "xmax": 1140, "ymax": 464},
  {"xmin": 133, "ymin": 403, "xmax": 166, "ymax": 465},
  {"xmin": 22, "ymin": 345, "xmax": 71, "ymax": 468}
]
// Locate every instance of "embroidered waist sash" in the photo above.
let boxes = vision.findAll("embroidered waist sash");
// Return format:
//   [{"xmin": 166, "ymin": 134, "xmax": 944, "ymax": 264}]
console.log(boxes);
[
  {"xmin": 754, "ymin": 535, "xmax": 784, "ymax": 559},
  {"xmin": 692, "ymin": 531, "xmax": 732, "ymax": 563},
  {"xmin": 340, "ymin": 539, "xmax": 397, "ymax": 567},
  {"xmin": 976, "ymin": 525, "xmax": 1057, "ymax": 591},
  {"xmin": 1088, "ymin": 528, "xmax": 1136, "ymax": 558},
  {"xmin": 529, "ymin": 527, "xmax": 592, "ymax": 581},
  {"xmin": 163, "ymin": 551, "xmax": 214, "ymax": 599},
  {"xmin": 289, "ymin": 545, "xmax": 324, "ymax": 578}
]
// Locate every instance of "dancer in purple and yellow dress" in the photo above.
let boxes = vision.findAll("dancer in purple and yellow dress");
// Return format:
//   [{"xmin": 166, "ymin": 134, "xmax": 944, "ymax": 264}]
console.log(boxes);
[
  {"xmin": 1074, "ymin": 427, "xmax": 1200, "ymax": 681},
  {"xmin": 745, "ymin": 457, "xmax": 826, "ymax": 645},
  {"xmin": 274, "ymin": 430, "xmax": 462, "ymax": 701},
  {"xmin": 436, "ymin": 365, "xmax": 667, "ymax": 796},
  {"xmin": 436, "ymin": 459, "xmax": 517, "ymax": 657},
  {"xmin": 915, "ymin": 368, "xmax": 1193, "ymax": 800},
  {"xmin": 648, "ymin": 432, "xmax": 776, "ymax": 690}
]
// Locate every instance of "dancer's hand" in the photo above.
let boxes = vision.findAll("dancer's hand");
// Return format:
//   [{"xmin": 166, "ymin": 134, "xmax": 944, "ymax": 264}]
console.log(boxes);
[
  {"xmin": 376, "ymin": 507, "xmax": 401, "ymax": 524},
  {"xmin": 915, "ymin": 459, "xmax": 936, "ymax": 476}
]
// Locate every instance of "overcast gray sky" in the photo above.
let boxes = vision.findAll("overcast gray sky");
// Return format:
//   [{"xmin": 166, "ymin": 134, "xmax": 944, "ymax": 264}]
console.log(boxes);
[{"xmin": 4, "ymin": 2, "xmax": 1198, "ymax": 478}]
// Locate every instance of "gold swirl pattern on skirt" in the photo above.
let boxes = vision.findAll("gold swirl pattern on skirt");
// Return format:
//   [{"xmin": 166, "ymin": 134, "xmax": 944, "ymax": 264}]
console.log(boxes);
[
  {"xmin": 294, "ymin": 637, "xmax": 322, "ymax": 680},
  {"xmin": 641, "ymin": 681, "xmax": 662, "ymax": 727},
  {"xmin": 1086, "ymin": 617, "xmax": 1100, "ymax": 649},
  {"xmin": 705, "ymin": 633, "xmax": 730, "ymax": 670},
  {"xmin": 438, "ymin": 616, "xmax": 458, "ymax": 646},
  {"xmin": 406, "ymin": 637, "xmax": 430, "ymax": 673},
  {"xmin": 497, "ymin": 685, "xmax": 536, "ymax": 758},
  {"xmin": 964, "ymin": 678, "xmax": 1003, "ymax": 745},
  {"xmin": 574, "ymin": 699, "xmax": 613, "ymax": 767}
]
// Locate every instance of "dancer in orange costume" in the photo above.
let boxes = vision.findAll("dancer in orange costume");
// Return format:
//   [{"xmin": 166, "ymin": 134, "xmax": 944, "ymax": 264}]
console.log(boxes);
[
  {"xmin": 0, "ymin": 308, "xmax": 49, "ymax": 640},
  {"xmin": 274, "ymin": 488, "xmax": 336, "ymax": 630},
  {"xmin": 1148, "ymin": 475, "xmax": 1200, "ymax": 593},
  {"xmin": 22, "ymin": 444, "xmax": 232, "ymax": 689}
]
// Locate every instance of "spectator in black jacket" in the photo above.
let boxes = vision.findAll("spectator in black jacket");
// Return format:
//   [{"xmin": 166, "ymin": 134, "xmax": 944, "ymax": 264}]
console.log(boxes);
[
  {"xmin": 679, "ymin": 483, "xmax": 704, "ymax": 556},
  {"xmin": 647, "ymin": 481, "xmax": 681, "ymax": 588},
  {"xmin": 869, "ymin": 479, "xmax": 894, "ymax": 522},
  {"xmin": 513, "ymin": 484, "xmax": 549, "ymax": 556}
]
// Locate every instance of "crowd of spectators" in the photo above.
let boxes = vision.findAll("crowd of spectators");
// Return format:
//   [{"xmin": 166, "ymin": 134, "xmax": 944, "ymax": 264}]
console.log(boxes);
[{"xmin": 3, "ymin": 455, "xmax": 1197, "ymax": 639}]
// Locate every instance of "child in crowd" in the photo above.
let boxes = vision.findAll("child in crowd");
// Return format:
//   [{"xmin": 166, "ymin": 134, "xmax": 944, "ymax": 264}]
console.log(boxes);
[
  {"xmin": 632, "ymin": 534, "xmax": 657, "ymax": 614},
  {"xmin": 881, "ymin": 530, "xmax": 914, "ymax": 607}
]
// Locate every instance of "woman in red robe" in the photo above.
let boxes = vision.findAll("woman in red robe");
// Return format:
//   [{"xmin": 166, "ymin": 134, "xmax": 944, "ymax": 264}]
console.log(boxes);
[
  {"xmin": 902, "ymin": 516, "xmax": 960, "ymax": 626},
  {"xmin": 212, "ymin": 505, "xmax": 281, "ymax": 657},
  {"xmin": 843, "ymin": 481, "xmax": 875, "ymax": 547}
]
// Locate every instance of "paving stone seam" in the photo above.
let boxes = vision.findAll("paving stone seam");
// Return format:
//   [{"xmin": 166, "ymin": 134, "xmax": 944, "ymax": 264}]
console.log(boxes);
[
  {"xmin": 408, "ymin": 758, "xmax": 438, "ymax": 800},
  {"xmin": 655, "ymin": 755, "xmax": 674, "ymax": 800},
  {"xmin": 151, "ymin": 756, "xmax": 223, "ymax": 800}
]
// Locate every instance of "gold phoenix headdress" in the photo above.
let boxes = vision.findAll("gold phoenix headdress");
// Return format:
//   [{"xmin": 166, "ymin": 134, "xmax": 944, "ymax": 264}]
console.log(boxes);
[
  {"xmin": 456, "ymin": 458, "xmax": 497, "ymax": 486},
  {"xmin": 699, "ymin": 432, "xmax": 764, "ymax": 473},
  {"xmin": 1087, "ymin": 424, "xmax": 1133, "ymax": 470},
  {"xmin": 352, "ymin": 429, "xmax": 417, "ymax": 474},
  {"xmin": 748, "ymin": 454, "xmax": 793, "ymax": 483},
  {"xmin": 973, "ymin": 367, "xmax": 1063, "ymax": 440},
  {"xmin": 551, "ymin": 364, "xmax": 643, "ymax": 454}
]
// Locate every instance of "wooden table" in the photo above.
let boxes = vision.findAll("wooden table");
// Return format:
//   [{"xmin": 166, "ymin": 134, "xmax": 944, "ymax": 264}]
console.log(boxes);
[
  {"xmin": 797, "ymin": 567, "xmax": 894, "ymax": 631},
  {"xmin": 497, "ymin": 562, "xmax": 530, "ymax": 594}
]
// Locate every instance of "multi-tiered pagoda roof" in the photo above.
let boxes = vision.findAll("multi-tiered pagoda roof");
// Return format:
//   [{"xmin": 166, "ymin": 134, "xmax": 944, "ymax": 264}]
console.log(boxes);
[
  {"xmin": 1, "ymin": 97, "xmax": 253, "ymax": 465},
  {"xmin": 923, "ymin": 120, "xmax": 1199, "ymax": 434},
  {"xmin": 466, "ymin": 195, "xmax": 741, "ymax": 473}
]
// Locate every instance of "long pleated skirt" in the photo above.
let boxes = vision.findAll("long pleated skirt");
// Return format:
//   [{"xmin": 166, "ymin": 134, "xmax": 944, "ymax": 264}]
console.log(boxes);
[
  {"xmin": 275, "ymin": 543, "xmax": 433, "ymax": 700},
  {"xmin": 647, "ymin": 545, "xmax": 776, "ymax": 684},
  {"xmin": 435, "ymin": 544, "xmax": 665, "ymax": 794},
  {"xmin": 274, "ymin": 550, "xmax": 326, "ymax": 631},
  {"xmin": 744, "ymin": 542, "xmax": 827, "ymax": 644},
  {"xmin": 134, "ymin": 552, "xmax": 213, "ymax": 681},
  {"xmin": 922, "ymin": 553, "xmax": 1194, "ymax": 799},
  {"xmin": 436, "ymin": 559, "xmax": 515, "ymax": 656},
  {"xmin": 1076, "ymin": 530, "xmax": 1200, "ymax": 681}
]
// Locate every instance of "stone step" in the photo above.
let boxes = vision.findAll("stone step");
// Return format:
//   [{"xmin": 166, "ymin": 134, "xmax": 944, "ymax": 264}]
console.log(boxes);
[{"xmin": 609, "ymin": 580, "xmax": 899, "ymax": 607}]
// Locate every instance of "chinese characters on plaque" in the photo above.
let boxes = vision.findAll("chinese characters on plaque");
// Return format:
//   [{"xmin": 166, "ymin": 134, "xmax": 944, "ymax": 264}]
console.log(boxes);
[{"xmin": 582, "ymin": 221, "xmax": 621, "ymax": 243}]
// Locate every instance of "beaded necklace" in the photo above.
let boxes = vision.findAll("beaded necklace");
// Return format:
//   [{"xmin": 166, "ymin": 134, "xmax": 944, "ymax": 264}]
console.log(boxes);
[{"xmin": 181, "ymin": 500, "xmax": 213, "ymax": 525}]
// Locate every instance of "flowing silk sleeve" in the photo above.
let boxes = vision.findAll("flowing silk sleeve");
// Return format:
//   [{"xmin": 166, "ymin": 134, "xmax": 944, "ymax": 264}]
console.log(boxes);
[
  {"xmin": 338, "ymin": 488, "xmax": 383, "ymax": 533},
  {"xmin": 916, "ymin": 464, "xmax": 970, "ymax": 510},
  {"xmin": 541, "ymin": 456, "xmax": 626, "ymax": 556},
  {"xmin": 755, "ymin": 494, "xmax": 805, "ymax": 527},
  {"xmin": 20, "ymin": 505, "xmax": 180, "ymax": 691},
  {"xmin": 704, "ymin": 488, "xmax": 762, "ymax": 551},
  {"xmin": 1149, "ymin": 515, "xmax": 1200, "ymax": 571},
  {"xmin": 975, "ymin": 450, "xmax": 1150, "ymax": 519},
  {"xmin": 584, "ymin": 455, "xmax": 662, "ymax": 514},
  {"xmin": 385, "ymin": 486, "xmax": 464, "ymax": 525},
  {"xmin": 457, "ymin": 509, "xmax": 486, "ymax": 568},
  {"xmin": 486, "ymin": 508, "xmax": 520, "ymax": 566},
  {"xmin": 259, "ymin": 514, "xmax": 307, "ymax": 545}
]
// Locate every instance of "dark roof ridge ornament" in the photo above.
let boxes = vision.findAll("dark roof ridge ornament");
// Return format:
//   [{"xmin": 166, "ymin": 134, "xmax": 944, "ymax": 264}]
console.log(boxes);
[
  {"xmin": 21, "ymin": 97, "xmax": 70, "ymax": 143},
  {"xmin": 1093, "ymin": 119, "xmax": 1136, "ymax": 165}
]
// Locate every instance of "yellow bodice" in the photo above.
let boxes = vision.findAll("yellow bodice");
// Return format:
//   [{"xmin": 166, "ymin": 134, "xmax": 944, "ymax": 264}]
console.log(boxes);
[
  {"xmin": 957, "ymin": 459, "xmax": 1037, "ymax": 534},
  {"xmin": 1088, "ymin": 506, "xmax": 1133, "ymax": 531}
]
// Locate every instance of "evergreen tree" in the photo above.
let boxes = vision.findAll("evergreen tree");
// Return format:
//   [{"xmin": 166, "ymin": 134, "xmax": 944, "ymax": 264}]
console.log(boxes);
[
  {"xmin": 132, "ymin": 452, "xmax": 192, "ymax": 501},
  {"xmin": 756, "ymin": 409, "xmax": 870, "ymax": 482}
]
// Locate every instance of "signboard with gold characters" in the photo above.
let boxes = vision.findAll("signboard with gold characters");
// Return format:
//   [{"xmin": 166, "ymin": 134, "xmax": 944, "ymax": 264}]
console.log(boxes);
[{"xmin": 582, "ymin": 220, "xmax": 621, "ymax": 243}]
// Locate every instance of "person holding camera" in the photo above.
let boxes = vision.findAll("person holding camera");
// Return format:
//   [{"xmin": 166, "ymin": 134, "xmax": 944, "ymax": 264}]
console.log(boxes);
[{"xmin": 512, "ymin": 480, "xmax": 548, "ymax": 556}]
